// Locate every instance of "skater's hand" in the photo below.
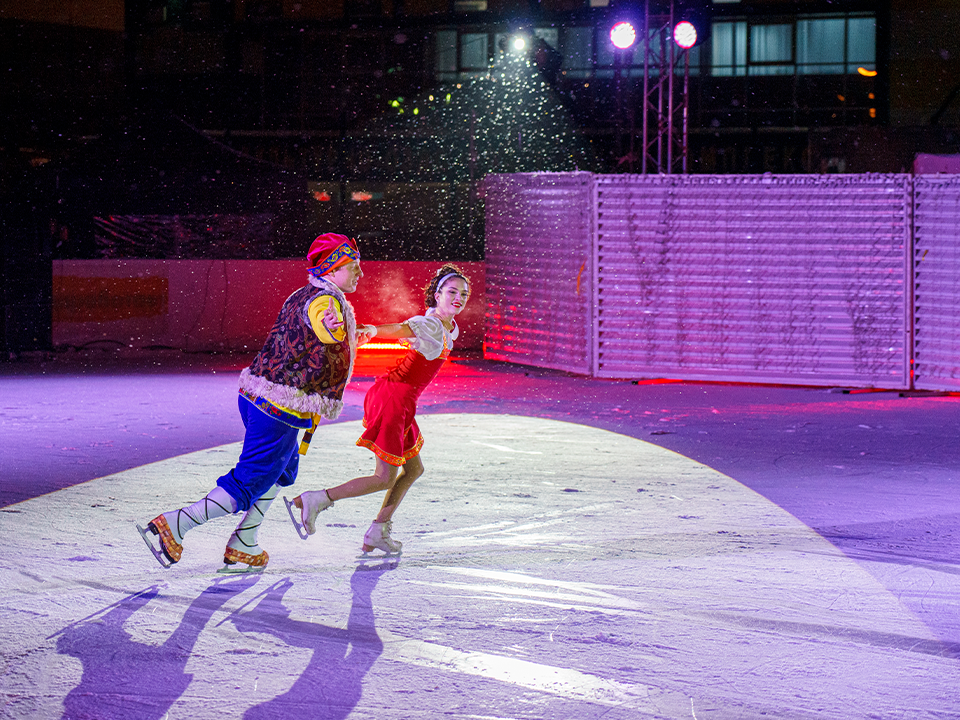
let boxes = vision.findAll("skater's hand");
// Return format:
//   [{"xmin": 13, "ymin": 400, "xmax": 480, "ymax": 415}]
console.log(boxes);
[
  {"xmin": 358, "ymin": 324, "xmax": 378, "ymax": 346},
  {"xmin": 323, "ymin": 305, "xmax": 344, "ymax": 330},
  {"xmin": 309, "ymin": 296, "xmax": 346, "ymax": 343}
]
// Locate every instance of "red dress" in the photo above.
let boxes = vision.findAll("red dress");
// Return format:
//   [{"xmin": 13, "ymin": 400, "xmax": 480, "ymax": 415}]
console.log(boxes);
[{"xmin": 357, "ymin": 315, "xmax": 455, "ymax": 466}]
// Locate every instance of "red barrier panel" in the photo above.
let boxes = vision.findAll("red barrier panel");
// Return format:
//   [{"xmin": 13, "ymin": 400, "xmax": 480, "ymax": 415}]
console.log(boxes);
[{"xmin": 53, "ymin": 260, "xmax": 485, "ymax": 352}]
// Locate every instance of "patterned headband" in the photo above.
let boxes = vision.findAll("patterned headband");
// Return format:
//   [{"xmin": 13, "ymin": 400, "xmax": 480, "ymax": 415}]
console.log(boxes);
[{"xmin": 310, "ymin": 243, "xmax": 359, "ymax": 277}]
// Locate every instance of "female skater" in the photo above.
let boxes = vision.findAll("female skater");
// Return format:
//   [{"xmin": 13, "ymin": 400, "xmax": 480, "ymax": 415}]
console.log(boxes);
[{"xmin": 289, "ymin": 264, "xmax": 471, "ymax": 555}]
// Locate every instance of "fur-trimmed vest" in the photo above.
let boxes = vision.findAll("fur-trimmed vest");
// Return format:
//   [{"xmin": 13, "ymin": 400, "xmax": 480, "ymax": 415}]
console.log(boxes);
[{"xmin": 238, "ymin": 274, "xmax": 357, "ymax": 420}]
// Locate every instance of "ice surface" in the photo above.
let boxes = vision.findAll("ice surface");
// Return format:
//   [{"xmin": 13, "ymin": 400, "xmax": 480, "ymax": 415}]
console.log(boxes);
[{"xmin": 1, "ymin": 414, "xmax": 956, "ymax": 719}]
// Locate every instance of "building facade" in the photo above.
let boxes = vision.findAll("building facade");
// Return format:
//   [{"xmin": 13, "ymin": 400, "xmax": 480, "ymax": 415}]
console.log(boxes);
[{"xmin": 2, "ymin": 0, "xmax": 959, "ymax": 265}]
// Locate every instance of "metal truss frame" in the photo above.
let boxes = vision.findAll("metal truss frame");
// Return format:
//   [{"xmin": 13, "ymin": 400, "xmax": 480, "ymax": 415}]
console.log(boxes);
[{"xmin": 640, "ymin": 0, "xmax": 691, "ymax": 174}]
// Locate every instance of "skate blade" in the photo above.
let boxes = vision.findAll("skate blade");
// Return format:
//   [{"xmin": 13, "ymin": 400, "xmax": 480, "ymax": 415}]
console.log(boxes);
[
  {"xmin": 216, "ymin": 563, "xmax": 266, "ymax": 575},
  {"xmin": 136, "ymin": 523, "xmax": 172, "ymax": 569},
  {"xmin": 356, "ymin": 549, "xmax": 402, "ymax": 561},
  {"xmin": 282, "ymin": 495, "xmax": 310, "ymax": 540},
  {"xmin": 356, "ymin": 556, "xmax": 401, "ymax": 571}
]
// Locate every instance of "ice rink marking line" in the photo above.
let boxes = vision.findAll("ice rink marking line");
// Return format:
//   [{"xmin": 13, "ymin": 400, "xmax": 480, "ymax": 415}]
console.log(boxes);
[
  {"xmin": 408, "ymin": 580, "xmax": 640, "ymax": 612},
  {"xmin": 426, "ymin": 530, "xmax": 566, "ymax": 547},
  {"xmin": 379, "ymin": 628, "xmax": 654, "ymax": 709},
  {"xmin": 425, "ymin": 521, "xmax": 517, "ymax": 538},
  {"xmin": 424, "ymin": 522, "xmax": 566, "ymax": 542},
  {"xmin": 436, "ymin": 566, "xmax": 630, "ymax": 597},
  {"xmin": 434, "ymin": 535, "xmax": 567, "ymax": 549},
  {"xmin": 425, "ymin": 504, "xmax": 619, "ymax": 540},
  {"xmin": 470, "ymin": 440, "xmax": 543, "ymax": 454}
]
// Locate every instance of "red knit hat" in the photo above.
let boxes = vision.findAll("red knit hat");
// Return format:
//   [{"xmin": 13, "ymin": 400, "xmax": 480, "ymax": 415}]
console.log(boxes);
[{"xmin": 306, "ymin": 233, "xmax": 359, "ymax": 276}]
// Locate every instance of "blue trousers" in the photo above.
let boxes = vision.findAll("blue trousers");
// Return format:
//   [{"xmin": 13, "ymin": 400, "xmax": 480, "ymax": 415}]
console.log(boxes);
[{"xmin": 217, "ymin": 395, "xmax": 301, "ymax": 513}]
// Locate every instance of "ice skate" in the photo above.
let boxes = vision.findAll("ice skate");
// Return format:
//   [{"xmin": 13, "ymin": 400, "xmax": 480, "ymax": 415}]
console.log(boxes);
[
  {"xmin": 218, "ymin": 546, "xmax": 268, "ymax": 575},
  {"xmin": 220, "ymin": 483, "xmax": 277, "ymax": 573},
  {"xmin": 136, "ymin": 515, "xmax": 182, "ymax": 568},
  {"xmin": 284, "ymin": 490, "xmax": 333, "ymax": 538},
  {"xmin": 137, "ymin": 487, "xmax": 237, "ymax": 568},
  {"xmin": 359, "ymin": 520, "xmax": 403, "ymax": 558}
]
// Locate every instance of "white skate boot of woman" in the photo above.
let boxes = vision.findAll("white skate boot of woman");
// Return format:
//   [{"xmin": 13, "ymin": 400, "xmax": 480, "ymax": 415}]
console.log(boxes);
[{"xmin": 361, "ymin": 520, "xmax": 402, "ymax": 557}]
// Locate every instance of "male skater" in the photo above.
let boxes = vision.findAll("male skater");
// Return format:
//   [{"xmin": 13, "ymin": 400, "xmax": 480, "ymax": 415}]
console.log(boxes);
[{"xmin": 137, "ymin": 233, "xmax": 374, "ymax": 572}]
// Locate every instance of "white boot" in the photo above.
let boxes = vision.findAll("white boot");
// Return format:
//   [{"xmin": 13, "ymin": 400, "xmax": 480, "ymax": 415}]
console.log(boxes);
[
  {"xmin": 140, "ymin": 486, "xmax": 237, "ymax": 566},
  {"xmin": 291, "ymin": 489, "xmax": 334, "ymax": 535},
  {"xmin": 362, "ymin": 520, "xmax": 402, "ymax": 555},
  {"xmin": 222, "ymin": 483, "xmax": 279, "ymax": 572}
]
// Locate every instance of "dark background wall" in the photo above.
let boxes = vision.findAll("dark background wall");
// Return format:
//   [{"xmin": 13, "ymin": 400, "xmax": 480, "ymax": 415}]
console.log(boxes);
[{"xmin": 2, "ymin": 0, "xmax": 960, "ymax": 353}]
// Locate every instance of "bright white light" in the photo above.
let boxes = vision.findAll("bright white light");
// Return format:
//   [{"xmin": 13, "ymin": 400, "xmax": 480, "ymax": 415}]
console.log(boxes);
[
  {"xmin": 512, "ymin": 36, "xmax": 526, "ymax": 51},
  {"xmin": 673, "ymin": 20, "xmax": 698, "ymax": 49},
  {"xmin": 610, "ymin": 21, "xmax": 637, "ymax": 50}
]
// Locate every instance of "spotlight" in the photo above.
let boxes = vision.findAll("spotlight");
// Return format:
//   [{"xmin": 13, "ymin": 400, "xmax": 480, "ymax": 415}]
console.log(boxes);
[
  {"xmin": 673, "ymin": 1, "xmax": 711, "ymax": 49},
  {"xmin": 610, "ymin": 21, "xmax": 637, "ymax": 51},
  {"xmin": 673, "ymin": 20, "xmax": 698, "ymax": 49},
  {"xmin": 512, "ymin": 36, "xmax": 526, "ymax": 51}
]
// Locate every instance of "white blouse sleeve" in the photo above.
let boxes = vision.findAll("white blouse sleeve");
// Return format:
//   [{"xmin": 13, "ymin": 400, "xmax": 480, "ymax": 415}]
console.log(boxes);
[{"xmin": 405, "ymin": 315, "xmax": 447, "ymax": 360}]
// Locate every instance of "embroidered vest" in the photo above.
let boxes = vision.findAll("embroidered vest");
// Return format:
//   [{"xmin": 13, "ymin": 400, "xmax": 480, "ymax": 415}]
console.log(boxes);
[{"xmin": 238, "ymin": 276, "xmax": 356, "ymax": 420}]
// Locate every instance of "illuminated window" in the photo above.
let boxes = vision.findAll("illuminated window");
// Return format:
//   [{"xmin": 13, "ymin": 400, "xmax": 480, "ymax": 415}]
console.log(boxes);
[
  {"xmin": 749, "ymin": 23, "xmax": 793, "ymax": 75},
  {"xmin": 453, "ymin": 0, "xmax": 486, "ymax": 10},
  {"xmin": 435, "ymin": 30, "xmax": 489, "ymax": 79},
  {"xmin": 534, "ymin": 28, "xmax": 559, "ymax": 51},
  {"xmin": 460, "ymin": 33, "xmax": 488, "ymax": 70},
  {"xmin": 712, "ymin": 13, "xmax": 875, "ymax": 77},
  {"xmin": 711, "ymin": 21, "xmax": 747, "ymax": 76},
  {"xmin": 797, "ymin": 18, "xmax": 844, "ymax": 74},
  {"xmin": 561, "ymin": 27, "xmax": 594, "ymax": 79},
  {"xmin": 435, "ymin": 30, "xmax": 457, "ymax": 79},
  {"xmin": 846, "ymin": 16, "xmax": 876, "ymax": 73}
]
